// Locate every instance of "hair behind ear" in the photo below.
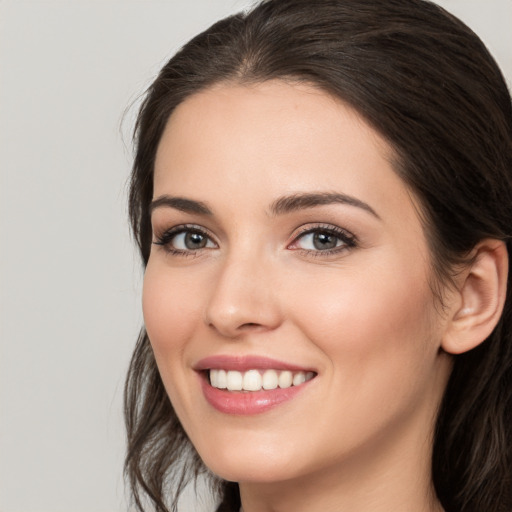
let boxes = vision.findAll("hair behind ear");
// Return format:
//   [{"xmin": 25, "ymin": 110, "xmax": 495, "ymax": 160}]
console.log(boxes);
[{"xmin": 433, "ymin": 242, "xmax": 512, "ymax": 511}]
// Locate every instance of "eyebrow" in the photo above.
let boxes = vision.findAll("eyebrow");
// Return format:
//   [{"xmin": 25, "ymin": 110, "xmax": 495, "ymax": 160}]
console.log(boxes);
[
  {"xmin": 150, "ymin": 195, "xmax": 212, "ymax": 215},
  {"xmin": 149, "ymin": 191, "xmax": 379, "ymax": 219},
  {"xmin": 269, "ymin": 192, "xmax": 380, "ymax": 219}
]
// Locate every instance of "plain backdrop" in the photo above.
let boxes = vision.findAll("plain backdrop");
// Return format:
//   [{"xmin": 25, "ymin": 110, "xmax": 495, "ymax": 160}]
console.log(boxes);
[{"xmin": 0, "ymin": 1, "xmax": 510, "ymax": 511}]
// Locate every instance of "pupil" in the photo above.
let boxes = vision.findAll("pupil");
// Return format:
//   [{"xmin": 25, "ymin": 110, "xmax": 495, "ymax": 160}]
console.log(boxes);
[
  {"xmin": 313, "ymin": 232, "xmax": 337, "ymax": 250},
  {"xmin": 185, "ymin": 232, "xmax": 206, "ymax": 249}
]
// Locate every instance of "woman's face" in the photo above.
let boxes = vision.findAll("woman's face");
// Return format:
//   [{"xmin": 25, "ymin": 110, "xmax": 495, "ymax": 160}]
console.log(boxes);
[{"xmin": 143, "ymin": 81, "xmax": 453, "ymax": 485}]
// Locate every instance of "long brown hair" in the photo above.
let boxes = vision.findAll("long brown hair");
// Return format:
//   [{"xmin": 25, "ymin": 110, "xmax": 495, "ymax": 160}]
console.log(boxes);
[{"xmin": 125, "ymin": 1, "xmax": 512, "ymax": 511}]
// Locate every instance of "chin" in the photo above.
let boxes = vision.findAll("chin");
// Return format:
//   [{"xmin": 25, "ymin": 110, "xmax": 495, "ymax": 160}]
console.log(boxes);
[
  {"xmin": 205, "ymin": 458, "xmax": 300, "ymax": 485},
  {"xmin": 194, "ymin": 434, "xmax": 308, "ymax": 484}
]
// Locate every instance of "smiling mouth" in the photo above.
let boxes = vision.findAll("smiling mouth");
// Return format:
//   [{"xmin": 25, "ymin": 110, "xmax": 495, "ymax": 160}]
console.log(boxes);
[{"xmin": 208, "ymin": 369, "xmax": 316, "ymax": 392}]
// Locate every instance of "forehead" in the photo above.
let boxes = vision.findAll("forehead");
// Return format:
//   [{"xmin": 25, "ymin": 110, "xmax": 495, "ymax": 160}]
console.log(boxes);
[
  {"xmin": 156, "ymin": 81, "xmax": 391, "ymax": 165},
  {"xmin": 153, "ymin": 80, "xmax": 414, "ymax": 222}
]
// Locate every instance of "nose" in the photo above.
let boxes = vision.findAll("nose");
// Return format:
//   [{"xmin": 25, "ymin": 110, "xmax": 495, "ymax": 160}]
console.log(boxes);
[{"xmin": 204, "ymin": 252, "xmax": 283, "ymax": 338}]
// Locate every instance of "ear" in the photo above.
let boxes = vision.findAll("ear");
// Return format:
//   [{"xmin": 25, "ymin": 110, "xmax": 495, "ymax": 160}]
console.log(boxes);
[{"xmin": 441, "ymin": 239, "xmax": 508, "ymax": 355}]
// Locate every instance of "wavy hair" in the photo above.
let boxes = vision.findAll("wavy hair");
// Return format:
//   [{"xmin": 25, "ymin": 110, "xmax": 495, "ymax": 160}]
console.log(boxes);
[{"xmin": 125, "ymin": 1, "xmax": 512, "ymax": 510}]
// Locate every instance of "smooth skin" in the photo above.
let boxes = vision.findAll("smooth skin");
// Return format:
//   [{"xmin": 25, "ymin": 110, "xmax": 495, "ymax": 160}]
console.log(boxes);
[{"xmin": 143, "ymin": 81, "xmax": 507, "ymax": 512}]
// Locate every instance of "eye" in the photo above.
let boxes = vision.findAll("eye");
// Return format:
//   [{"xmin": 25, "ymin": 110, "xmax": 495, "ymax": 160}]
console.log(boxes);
[
  {"xmin": 289, "ymin": 225, "xmax": 356, "ymax": 253},
  {"xmin": 172, "ymin": 230, "xmax": 214, "ymax": 250},
  {"xmin": 153, "ymin": 225, "xmax": 217, "ymax": 254}
]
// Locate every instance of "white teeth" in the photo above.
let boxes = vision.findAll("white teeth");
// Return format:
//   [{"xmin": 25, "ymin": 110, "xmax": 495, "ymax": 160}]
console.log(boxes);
[
  {"xmin": 226, "ymin": 370, "xmax": 243, "ymax": 391},
  {"xmin": 210, "ymin": 369, "xmax": 227, "ymax": 388},
  {"xmin": 243, "ymin": 370, "xmax": 262, "ymax": 391},
  {"xmin": 278, "ymin": 370, "xmax": 293, "ymax": 389},
  {"xmin": 209, "ymin": 369, "xmax": 315, "ymax": 391},
  {"xmin": 210, "ymin": 369, "xmax": 219, "ymax": 387},
  {"xmin": 262, "ymin": 369, "xmax": 278, "ymax": 390},
  {"xmin": 292, "ymin": 371, "xmax": 306, "ymax": 386},
  {"xmin": 217, "ymin": 369, "xmax": 227, "ymax": 389}
]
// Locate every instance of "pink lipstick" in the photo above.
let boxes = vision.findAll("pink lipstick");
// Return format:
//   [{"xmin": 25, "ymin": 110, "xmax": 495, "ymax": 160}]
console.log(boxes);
[{"xmin": 195, "ymin": 355, "xmax": 316, "ymax": 415}]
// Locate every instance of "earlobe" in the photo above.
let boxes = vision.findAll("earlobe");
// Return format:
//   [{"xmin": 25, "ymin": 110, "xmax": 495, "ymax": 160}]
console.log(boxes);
[{"xmin": 442, "ymin": 239, "xmax": 508, "ymax": 355}]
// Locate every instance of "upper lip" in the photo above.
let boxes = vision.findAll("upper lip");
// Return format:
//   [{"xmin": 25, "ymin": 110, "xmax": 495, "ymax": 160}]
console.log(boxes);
[{"xmin": 194, "ymin": 355, "xmax": 316, "ymax": 373}]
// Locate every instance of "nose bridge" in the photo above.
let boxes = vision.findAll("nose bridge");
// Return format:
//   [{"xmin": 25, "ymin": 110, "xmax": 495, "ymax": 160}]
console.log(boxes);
[{"xmin": 204, "ymin": 244, "xmax": 281, "ymax": 337}]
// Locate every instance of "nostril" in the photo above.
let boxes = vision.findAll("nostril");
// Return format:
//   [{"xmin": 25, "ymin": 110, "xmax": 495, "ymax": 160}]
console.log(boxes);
[{"xmin": 238, "ymin": 322, "xmax": 268, "ymax": 332}]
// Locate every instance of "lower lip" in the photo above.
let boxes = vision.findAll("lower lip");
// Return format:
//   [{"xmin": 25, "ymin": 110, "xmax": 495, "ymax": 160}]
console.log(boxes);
[{"xmin": 200, "ymin": 374, "xmax": 312, "ymax": 415}]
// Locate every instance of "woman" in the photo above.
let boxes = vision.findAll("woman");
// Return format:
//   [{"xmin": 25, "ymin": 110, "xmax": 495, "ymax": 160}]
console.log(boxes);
[{"xmin": 125, "ymin": 1, "xmax": 512, "ymax": 511}]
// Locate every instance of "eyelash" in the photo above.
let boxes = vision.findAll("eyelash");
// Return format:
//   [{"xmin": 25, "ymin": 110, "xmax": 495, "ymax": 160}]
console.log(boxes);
[
  {"xmin": 152, "ymin": 223, "xmax": 357, "ymax": 257},
  {"xmin": 289, "ymin": 224, "xmax": 357, "ymax": 256},
  {"xmin": 153, "ymin": 224, "xmax": 217, "ymax": 257}
]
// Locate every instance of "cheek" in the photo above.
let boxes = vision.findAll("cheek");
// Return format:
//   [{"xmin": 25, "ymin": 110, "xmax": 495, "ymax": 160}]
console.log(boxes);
[
  {"xmin": 288, "ymin": 255, "xmax": 437, "ymax": 376},
  {"xmin": 279, "ymin": 258, "xmax": 442, "ymax": 458},
  {"xmin": 142, "ymin": 261, "xmax": 203, "ymax": 362},
  {"xmin": 141, "ymin": 259, "xmax": 213, "ymax": 426}
]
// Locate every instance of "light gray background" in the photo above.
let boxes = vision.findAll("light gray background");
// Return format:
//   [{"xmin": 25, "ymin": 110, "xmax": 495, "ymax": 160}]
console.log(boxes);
[{"xmin": 0, "ymin": 1, "xmax": 510, "ymax": 511}]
